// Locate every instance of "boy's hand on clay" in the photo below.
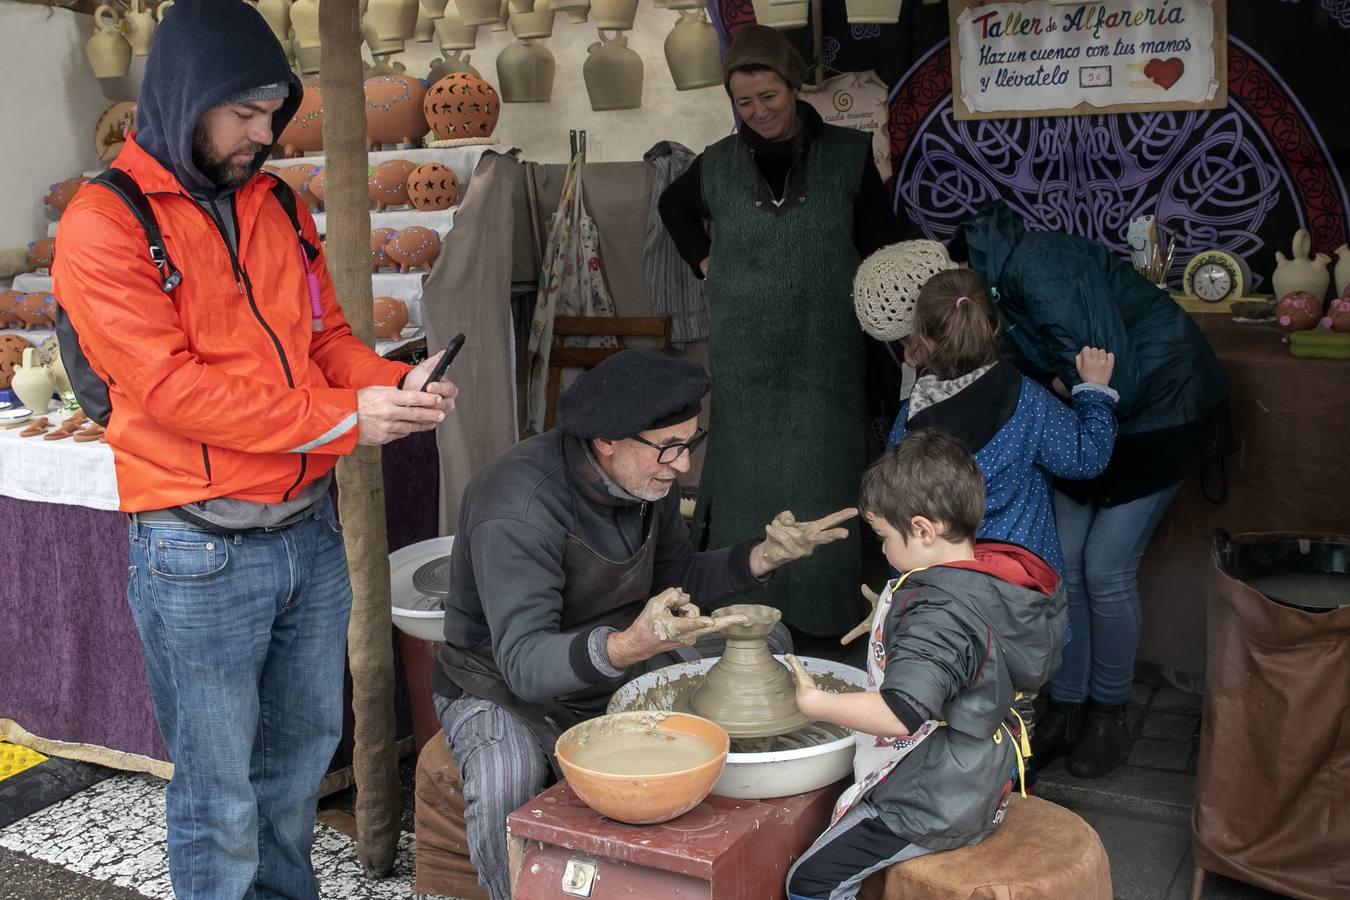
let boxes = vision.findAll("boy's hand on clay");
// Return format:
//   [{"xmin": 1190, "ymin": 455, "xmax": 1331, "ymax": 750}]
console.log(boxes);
[
  {"xmin": 841, "ymin": 584, "xmax": 882, "ymax": 646},
  {"xmin": 784, "ymin": 654, "xmax": 821, "ymax": 713},
  {"xmin": 759, "ymin": 507, "xmax": 859, "ymax": 568},
  {"xmin": 1075, "ymin": 346, "xmax": 1115, "ymax": 386}
]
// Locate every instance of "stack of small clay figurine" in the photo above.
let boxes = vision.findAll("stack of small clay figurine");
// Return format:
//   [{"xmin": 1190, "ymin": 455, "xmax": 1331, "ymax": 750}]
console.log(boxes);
[{"xmin": 18, "ymin": 410, "xmax": 106, "ymax": 443}]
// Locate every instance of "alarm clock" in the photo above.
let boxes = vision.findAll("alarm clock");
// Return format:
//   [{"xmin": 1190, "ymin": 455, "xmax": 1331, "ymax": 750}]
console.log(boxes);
[{"xmin": 1183, "ymin": 250, "xmax": 1250, "ymax": 302}]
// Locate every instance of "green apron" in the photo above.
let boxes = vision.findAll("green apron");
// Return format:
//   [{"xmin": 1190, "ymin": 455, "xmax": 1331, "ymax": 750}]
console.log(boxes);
[{"xmin": 694, "ymin": 125, "xmax": 870, "ymax": 634}]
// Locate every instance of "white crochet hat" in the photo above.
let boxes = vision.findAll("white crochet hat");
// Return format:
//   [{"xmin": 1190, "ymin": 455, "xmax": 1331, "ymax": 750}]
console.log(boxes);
[{"xmin": 853, "ymin": 240, "xmax": 957, "ymax": 341}]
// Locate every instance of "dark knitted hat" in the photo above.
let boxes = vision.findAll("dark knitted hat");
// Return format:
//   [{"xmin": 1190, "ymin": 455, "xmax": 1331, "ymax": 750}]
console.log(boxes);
[
  {"xmin": 723, "ymin": 24, "xmax": 807, "ymax": 92},
  {"xmin": 557, "ymin": 350, "xmax": 710, "ymax": 440}
]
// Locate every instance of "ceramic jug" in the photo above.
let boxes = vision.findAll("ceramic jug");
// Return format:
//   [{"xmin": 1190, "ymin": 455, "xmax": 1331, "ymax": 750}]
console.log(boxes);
[
  {"xmin": 454, "ymin": 0, "xmax": 500, "ymax": 24},
  {"xmin": 368, "ymin": 0, "xmax": 419, "ymax": 41},
  {"xmin": 750, "ymin": 0, "xmax": 807, "ymax": 29},
  {"xmin": 845, "ymin": 0, "xmax": 901, "ymax": 23},
  {"xmin": 584, "ymin": 32, "xmax": 643, "ymax": 111},
  {"xmin": 509, "ymin": 0, "xmax": 555, "ymax": 39},
  {"xmin": 48, "ymin": 345, "xmax": 72, "ymax": 397},
  {"xmin": 551, "ymin": 0, "xmax": 588, "ymax": 23},
  {"xmin": 429, "ymin": 51, "xmax": 480, "ymax": 80},
  {"xmin": 1272, "ymin": 229, "xmax": 1331, "ymax": 303},
  {"xmin": 87, "ymin": 5, "xmax": 133, "ymax": 79},
  {"xmin": 591, "ymin": 0, "xmax": 637, "ymax": 29},
  {"xmin": 363, "ymin": 14, "xmax": 406, "ymax": 54},
  {"xmin": 1332, "ymin": 244, "xmax": 1350, "ymax": 299},
  {"xmin": 416, "ymin": 5, "xmax": 436, "ymax": 39},
  {"xmin": 664, "ymin": 0, "xmax": 702, "ymax": 8},
  {"xmin": 496, "ymin": 38, "xmax": 554, "ymax": 103},
  {"xmin": 252, "ymin": 0, "xmax": 293, "ymax": 45},
  {"xmin": 664, "ymin": 10, "xmax": 719, "ymax": 91},
  {"xmin": 434, "ymin": 4, "xmax": 477, "ymax": 49},
  {"xmin": 293, "ymin": 37, "xmax": 321, "ymax": 75},
  {"xmin": 292, "ymin": 0, "xmax": 321, "ymax": 49},
  {"xmin": 125, "ymin": 0, "xmax": 157, "ymax": 56},
  {"xmin": 11, "ymin": 348, "xmax": 55, "ymax": 416},
  {"xmin": 420, "ymin": 0, "xmax": 451, "ymax": 15},
  {"xmin": 492, "ymin": 0, "xmax": 509, "ymax": 30}
]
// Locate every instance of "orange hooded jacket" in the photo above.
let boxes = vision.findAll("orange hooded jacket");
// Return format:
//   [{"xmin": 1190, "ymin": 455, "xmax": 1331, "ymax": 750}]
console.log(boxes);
[{"xmin": 52, "ymin": 139, "xmax": 412, "ymax": 512}]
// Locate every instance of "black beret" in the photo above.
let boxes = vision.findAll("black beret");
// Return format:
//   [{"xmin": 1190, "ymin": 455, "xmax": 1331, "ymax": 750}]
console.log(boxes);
[{"xmin": 557, "ymin": 350, "xmax": 710, "ymax": 439}]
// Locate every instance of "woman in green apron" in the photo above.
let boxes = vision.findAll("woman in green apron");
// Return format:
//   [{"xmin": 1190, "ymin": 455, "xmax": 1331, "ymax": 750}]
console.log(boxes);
[{"xmin": 659, "ymin": 25, "xmax": 901, "ymax": 635}]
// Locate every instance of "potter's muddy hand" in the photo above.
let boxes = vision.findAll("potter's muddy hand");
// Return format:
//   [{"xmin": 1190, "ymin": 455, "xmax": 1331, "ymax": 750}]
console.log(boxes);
[
  {"xmin": 760, "ymin": 507, "xmax": 859, "ymax": 568},
  {"xmin": 643, "ymin": 588, "xmax": 750, "ymax": 646},
  {"xmin": 840, "ymin": 585, "xmax": 882, "ymax": 645}
]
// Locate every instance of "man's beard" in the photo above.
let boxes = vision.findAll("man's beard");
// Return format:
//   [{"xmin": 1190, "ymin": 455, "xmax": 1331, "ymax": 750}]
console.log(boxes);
[{"xmin": 191, "ymin": 122, "xmax": 262, "ymax": 190}]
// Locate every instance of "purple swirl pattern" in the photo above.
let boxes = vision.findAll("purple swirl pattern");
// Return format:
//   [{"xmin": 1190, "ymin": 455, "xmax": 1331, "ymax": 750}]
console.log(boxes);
[{"xmin": 1327, "ymin": 0, "xmax": 1350, "ymax": 27}]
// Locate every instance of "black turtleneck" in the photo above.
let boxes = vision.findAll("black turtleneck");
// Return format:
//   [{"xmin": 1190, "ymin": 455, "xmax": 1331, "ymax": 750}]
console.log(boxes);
[{"xmin": 657, "ymin": 101, "xmax": 902, "ymax": 279}]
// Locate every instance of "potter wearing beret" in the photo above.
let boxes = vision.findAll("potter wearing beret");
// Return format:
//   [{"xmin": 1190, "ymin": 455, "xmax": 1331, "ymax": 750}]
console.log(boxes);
[
  {"xmin": 432, "ymin": 349, "xmax": 856, "ymax": 900},
  {"xmin": 658, "ymin": 25, "xmax": 903, "ymax": 639}
]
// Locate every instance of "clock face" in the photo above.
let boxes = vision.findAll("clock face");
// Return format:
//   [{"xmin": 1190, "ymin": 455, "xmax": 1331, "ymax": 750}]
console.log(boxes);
[{"xmin": 1195, "ymin": 263, "xmax": 1233, "ymax": 301}]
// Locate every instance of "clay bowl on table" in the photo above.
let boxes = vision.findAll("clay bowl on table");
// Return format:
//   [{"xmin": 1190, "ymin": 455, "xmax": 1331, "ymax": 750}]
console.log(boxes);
[{"xmin": 555, "ymin": 711, "xmax": 729, "ymax": 826}]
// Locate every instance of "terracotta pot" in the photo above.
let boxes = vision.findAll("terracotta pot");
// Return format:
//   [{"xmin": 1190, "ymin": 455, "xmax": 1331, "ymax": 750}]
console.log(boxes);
[
  {"xmin": 453, "ymin": 0, "xmax": 500, "ymax": 24},
  {"xmin": 11, "ymin": 348, "xmax": 55, "ymax": 414},
  {"xmin": 584, "ymin": 32, "xmax": 643, "ymax": 111},
  {"xmin": 371, "ymin": 226, "xmax": 400, "ymax": 271},
  {"xmin": 1272, "ymin": 229, "xmax": 1332, "ymax": 303},
  {"xmin": 0, "ymin": 334, "xmax": 33, "ymax": 390},
  {"xmin": 434, "ymin": 3, "xmax": 478, "ymax": 50},
  {"xmin": 424, "ymin": 72, "xmax": 501, "ymax": 139},
  {"xmin": 26, "ymin": 239, "xmax": 56, "ymax": 271},
  {"xmin": 291, "ymin": 0, "xmax": 320, "ymax": 48},
  {"xmin": 407, "ymin": 162, "xmax": 460, "ymax": 210},
  {"xmin": 428, "ymin": 51, "xmax": 480, "ymax": 82},
  {"xmin": 373, "ymin": 296, "xmax": 410, "ymax": 338},
  {"xmin": 0, "ymin": 291, "xmax": 25, "ymax": 328},
  {"xmin": 845, "ymin": 0, "xmax": 901, "ymax": 23},
  {"xmin": 369, "ymin": 158, "xmax": 417, "ymax": 210},
  {"xmin": 751, "ymin": 0, "xmax": 807, "ymax": 29},
  {"xmin": 509, "ymin": 0, "xmax": 555, "ymax": 39},
  {"xmin": 278, "ymin": 163, "xmax": 323, "ymax": 211},
  {"xmin": 555, "ymin": 712, "xmax": 728, "ymax": 826},
  {"xmin": 365, "ymin": 74, "xmax": 430, "ymax": 148},
  {"xmin": 1275, "ymin": 291, "xmax": 1322, "ymax": 341},
  {"xmin": 591, "ymin": 0, "xmax": 637, "ymax": 29},
  {"xmin": 87, "ymin": 5, "xmax": 132, "ymax": 79},
  {"xmin": 386, "ymin": 226, "xmax": 442, "ymax": 272},
  {"xmin": 45, "ymin": 178, "xmax": 90, "ymax": 219},
  {"xmin": 94, "ymin": 101, "xmax": 138, "ymax": 163},
  {"xmin": 664, "ymin": 10, "xmax": 720, "ymax": 91},
  {"xmin": 278, "ymin": 82, "xmax": 324, "ymax": 157},
  {"xmin": 497, "ymin": 39, "xmax": 554, "ymax": 104}
]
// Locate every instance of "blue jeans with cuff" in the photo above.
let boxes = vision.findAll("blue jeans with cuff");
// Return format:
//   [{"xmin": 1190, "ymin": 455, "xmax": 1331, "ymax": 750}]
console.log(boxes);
[{"xmin": 126, "ymin": 498, "xmax": 351, "ymax": 900}]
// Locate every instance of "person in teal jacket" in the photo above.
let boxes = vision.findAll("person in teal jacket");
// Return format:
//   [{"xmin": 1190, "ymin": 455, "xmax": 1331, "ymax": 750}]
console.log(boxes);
[{"xmin": 949, "ymin": 201, "xmax": 1232, "ymax": 778}]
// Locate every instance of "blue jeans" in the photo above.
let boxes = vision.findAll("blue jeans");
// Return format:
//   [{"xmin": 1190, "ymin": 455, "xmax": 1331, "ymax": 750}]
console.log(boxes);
[
  {"xmin": 1050, "ymin": 484, "xmax": 1180, "ymax": 705},
  {"xmin": 126, "ymin": 498, "xmax": 352, "ymax": 900}
]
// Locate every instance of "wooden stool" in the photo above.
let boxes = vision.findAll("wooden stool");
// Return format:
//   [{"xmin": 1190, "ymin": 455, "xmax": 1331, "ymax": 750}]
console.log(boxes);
[
  {"xmin": 413, "ymin": 729, "xmax": 488, "ymax": 900},
  {"xmin": 859, "ymin": 795, "xmax": 1112, "ymax": 900}
]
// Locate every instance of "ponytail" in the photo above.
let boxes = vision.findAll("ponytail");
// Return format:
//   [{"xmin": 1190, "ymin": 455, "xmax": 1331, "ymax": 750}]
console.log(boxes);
[{"xmin": 912, "ymin": 269, "xmax": 1001, "ymax": 380}]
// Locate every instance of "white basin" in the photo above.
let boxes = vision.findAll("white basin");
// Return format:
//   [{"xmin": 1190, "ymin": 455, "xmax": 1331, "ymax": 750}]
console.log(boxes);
[{"xmin": 389, "ymin": 536, "xmax": 454, "ymax": 642}]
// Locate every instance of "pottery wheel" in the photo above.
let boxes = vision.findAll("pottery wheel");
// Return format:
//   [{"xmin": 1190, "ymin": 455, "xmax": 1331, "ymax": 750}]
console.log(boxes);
[{"xmin": 411, "ymin": 556, "xmax": 452, "ymax": 598}]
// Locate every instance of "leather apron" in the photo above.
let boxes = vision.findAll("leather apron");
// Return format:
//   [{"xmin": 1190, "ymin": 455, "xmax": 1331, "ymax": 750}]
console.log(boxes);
[{"xmin": 436, "ymin": 506, "xmax": 660, "ymax": 774}]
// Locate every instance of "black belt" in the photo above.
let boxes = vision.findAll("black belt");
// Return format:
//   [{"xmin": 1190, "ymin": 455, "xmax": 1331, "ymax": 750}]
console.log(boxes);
[{"xmin": 131, "ymin": 500, "xmax": 325, "ymax": 537}]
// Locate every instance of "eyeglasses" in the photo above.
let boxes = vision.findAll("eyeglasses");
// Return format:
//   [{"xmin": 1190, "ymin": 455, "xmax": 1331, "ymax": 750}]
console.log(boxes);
[{"xmin": 630, "ymin": 428, "xmax": 708, "ymax": 464}]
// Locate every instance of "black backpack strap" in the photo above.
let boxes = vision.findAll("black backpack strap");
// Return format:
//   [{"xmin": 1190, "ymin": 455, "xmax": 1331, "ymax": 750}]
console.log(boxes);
[
  {"xmin": 263, "ymin": 172, "xmax": 321, "ymax": 264},
  {"xmin": 91, "ymin": 168, "xmax": 182, "ymax": 292}
]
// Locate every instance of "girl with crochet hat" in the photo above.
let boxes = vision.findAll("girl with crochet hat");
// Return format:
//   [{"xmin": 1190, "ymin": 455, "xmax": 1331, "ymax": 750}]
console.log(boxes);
[{"xmin": 656, "ymin": 25, "xmax": 902, "ymax": 639}]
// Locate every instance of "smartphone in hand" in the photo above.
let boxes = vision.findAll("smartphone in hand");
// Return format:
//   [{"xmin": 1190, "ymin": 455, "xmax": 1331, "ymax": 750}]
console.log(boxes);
[{"xmin": 422, "ymin": 333, "xmax": 466, "ymax": 391}]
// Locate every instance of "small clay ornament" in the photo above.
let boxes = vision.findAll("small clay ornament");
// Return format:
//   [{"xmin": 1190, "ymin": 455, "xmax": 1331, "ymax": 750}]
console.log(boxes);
[
  {"xmin": 307, "ymin": 168, "xmax": 327, "ymax": 210},
  {"xmin": 278, "ymin": 83, "xmax": 325, "ymax": 157},
  {"xmin": 278, "ymin": 163, "xmax": 323, "ymax": 211},
  {"xmin": 365, "ymin": 74, "xmax": 431, "ymax": 148},
  {"xmin": 1321, "ymin": 297, "xmax": 1350, "ymax": 333},
  {"xmin": 369, "ymin": 159, "xmax": 418, "ymax": 210},
  {"xmin": 21, "ymin": 420, "xmax": 51, "ymax": 438},
  {"xmin": 423, "ymin": 72, "xmax": 501, "ymax": 139},
  {"xmin": 407, "ymin": 162, "xmax": 460, "ymax": 210},
  {"xmin": 1276, "ymin": 291, "xmax": 1321, "ymax": 341},
  {"xmin": 386, "ymin": 226, "xmax": 441, "ymax": 272},
  {"xmin": 26, "ymin": 238, "xmax": 56, "ymax": 270},
  {"xmin": 371, "ymin": 227, "xmax": 400, "ymax": 271},
  {"xmin": 45, "ymin": 178, "xmax": 90, "ymax": 219},
  {"xmin": 15, "ymin": 292, "xmax": 57, "ymax": 329},
  {"xmin": 0, "ymin": 290, "xmax": 24, "ymax": 328},
  {"xmin": 372, "ymin": 296, "xmax": 410, "ymax": 338}
]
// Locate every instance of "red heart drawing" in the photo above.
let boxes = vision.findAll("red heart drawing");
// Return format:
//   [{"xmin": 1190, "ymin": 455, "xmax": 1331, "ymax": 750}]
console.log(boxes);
[{"xmin": 1144, "ymin": 57, "xmax": 1184, "ymax": 90}]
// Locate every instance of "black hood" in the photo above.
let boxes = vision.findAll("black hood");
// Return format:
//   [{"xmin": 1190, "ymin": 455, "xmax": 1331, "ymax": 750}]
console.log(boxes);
[{"xmin": 135, "ymin": 0, "xmax": 301, "ymax": 199}]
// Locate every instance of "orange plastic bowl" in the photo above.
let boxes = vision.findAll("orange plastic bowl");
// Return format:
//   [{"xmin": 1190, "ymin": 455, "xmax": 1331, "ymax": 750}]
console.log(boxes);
[{"xmin": 555, "ymin": 711, "xmax": 730, "ymax": 825}]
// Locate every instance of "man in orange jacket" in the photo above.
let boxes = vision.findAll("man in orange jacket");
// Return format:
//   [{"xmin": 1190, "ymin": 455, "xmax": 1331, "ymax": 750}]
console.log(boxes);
[{"xmin": 51, "ymin": 2, "xmax": 455, "ymax": 897}]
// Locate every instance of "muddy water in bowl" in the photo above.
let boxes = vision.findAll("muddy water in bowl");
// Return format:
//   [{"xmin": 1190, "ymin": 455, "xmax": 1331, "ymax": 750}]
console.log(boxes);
[{"xmin": 571, "ymin": 729, "xmax": 721, "ymax": 775}]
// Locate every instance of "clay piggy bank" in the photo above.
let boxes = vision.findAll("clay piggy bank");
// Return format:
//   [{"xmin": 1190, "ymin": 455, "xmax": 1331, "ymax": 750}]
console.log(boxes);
[
  {"xmin": 0, "ymin": 290, "xmax": 23, "ymax": 327},
  {"xmin": 365, "ymin": 74, "xmax": 430, "ymax": 149},
  {"xmin": 385, "ymin": 226, "xmax": 441, "ymax": 272},
  {"xmin": 372, "ymin": 296, "xmax": 409, "ymax": 339},
  {"xmin": 1275, "ymin": 291, "xmax": 1321, "ymax": 341},
  {"xmin": 45, "ymin": 177, "xmax": 89, "ymax": 218},
  {"xmin": 278, "ymin": 83, "xmax": 325, "ymax": 157},
  {"xmin": 368, "ymin": 159, "xmax": 417, "ymax": 210},
  {"xmin": 407, "ymin": 162, "xmax": 459, "ymax": 210},
  {"xmin": 278, "ymin": 163, "xmax": 323, "ymax": 212},
  {"xmin": 371, "ymin": 226, "xmax": 400, "ymax": 272},
  {"xmin": 307, "ymin": 168, "xmax": 327, "ymax": 210},
  {"xmin": 1321, "ymin": 297, "xmax": 1350, "ymax": 333},
  {"xmin": 26, "ymin": 238, "xmax": 56, "ymax": 270},
  {"xmin": 14, "ymin": 291, "xmax": 57, "ymax": 329}
]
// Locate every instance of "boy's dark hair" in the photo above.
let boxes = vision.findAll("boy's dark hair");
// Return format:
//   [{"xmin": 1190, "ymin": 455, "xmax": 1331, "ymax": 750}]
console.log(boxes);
[
  {"xmin": 912, "ymin": 268, "xmax": 1001, "ymax": 381},
  {"xmin": 859, "ymin": 428, "xmax": 985, "ymax": 543}
]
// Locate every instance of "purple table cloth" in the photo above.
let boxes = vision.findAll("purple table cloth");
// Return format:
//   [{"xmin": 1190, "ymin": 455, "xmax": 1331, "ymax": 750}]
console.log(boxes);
[{"xmin": 0, "ymin": 430, "xmax": 440, "ymax": 765}]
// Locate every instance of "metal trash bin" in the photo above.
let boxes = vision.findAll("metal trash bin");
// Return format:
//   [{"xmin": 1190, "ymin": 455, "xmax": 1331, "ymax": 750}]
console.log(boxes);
[{"xmin": 1192, "ymin": 531, "xmax": 1350, "ymax": 899}]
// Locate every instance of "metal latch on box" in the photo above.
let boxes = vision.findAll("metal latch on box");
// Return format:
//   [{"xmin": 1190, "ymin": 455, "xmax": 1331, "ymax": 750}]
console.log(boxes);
[{"xmin": 561, "ymin": 858, "xmax": 598, "ymax": 897}]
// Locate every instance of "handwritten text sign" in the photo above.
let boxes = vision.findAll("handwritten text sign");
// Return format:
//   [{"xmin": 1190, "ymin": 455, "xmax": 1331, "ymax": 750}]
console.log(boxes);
[{"xmin": 949, "ymin": 0, "xmax": 1227, "ymax": 120}]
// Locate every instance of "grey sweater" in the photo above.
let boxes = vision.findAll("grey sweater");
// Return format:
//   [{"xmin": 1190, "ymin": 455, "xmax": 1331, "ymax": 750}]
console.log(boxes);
[{"xmin": 433, "ymin": 430, "xmax": 762, "ymax": 704}]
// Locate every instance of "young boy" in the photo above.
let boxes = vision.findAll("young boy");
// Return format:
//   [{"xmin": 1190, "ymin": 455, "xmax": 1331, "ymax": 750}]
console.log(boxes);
[{"xmin": 783, "ymin": 429, "xmax": 1068, "ymax": 900}]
